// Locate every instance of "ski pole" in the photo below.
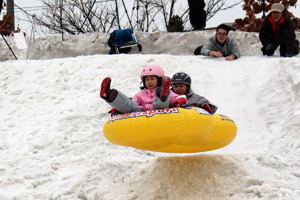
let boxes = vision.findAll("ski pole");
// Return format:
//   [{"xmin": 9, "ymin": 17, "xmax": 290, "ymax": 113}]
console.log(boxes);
[{"xmin": 1, "ymin": 33, "xmax": 17, "ymax": 60}]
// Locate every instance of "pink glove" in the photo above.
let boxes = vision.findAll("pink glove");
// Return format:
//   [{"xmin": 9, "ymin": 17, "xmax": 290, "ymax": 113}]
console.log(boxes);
[{"xmin": 175, "ymin": 95, "xmax": 188, "ymax": 107}]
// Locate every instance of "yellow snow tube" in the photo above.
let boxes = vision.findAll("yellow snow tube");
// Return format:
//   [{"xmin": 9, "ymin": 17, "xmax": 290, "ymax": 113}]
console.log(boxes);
[{"xmin": 103, "ymin": 107, "xmax": 237, "ymax": 153}]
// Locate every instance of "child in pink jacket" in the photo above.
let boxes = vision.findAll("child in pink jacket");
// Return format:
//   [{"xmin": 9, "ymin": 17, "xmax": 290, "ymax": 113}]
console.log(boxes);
[{"xmin": 100, "ymin": 65, "xmax": 183, "ymax": 114}]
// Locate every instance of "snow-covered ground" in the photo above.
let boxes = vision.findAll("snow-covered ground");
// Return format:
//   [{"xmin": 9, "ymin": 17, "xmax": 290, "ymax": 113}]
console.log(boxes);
[
  {"xmin": 0, "ymin": 31, "xmax": 300, "ymax": 199},
  {"xmin": 0, "ymin": 30, "xmax": 276, "ymax": 60}
]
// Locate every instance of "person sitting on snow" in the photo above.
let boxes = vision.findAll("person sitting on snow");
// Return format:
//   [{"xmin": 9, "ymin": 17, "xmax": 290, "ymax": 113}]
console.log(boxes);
[
  {"xmin": 259, "ymin": 3, "xmax": 299, "ymax": 57},
  {"xmin": 194, "ymin": 24, "xmax": 241, "ymax": 61},
  {"xmin": 100, "ymin": 65, "xmax": 186, "ymax": 114},
  {"xmin": 171, "ymin": 72, "xmax": 217, "ymax": 114}
]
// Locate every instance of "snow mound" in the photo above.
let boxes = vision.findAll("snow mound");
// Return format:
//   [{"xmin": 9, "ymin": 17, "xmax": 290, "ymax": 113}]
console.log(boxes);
[{"xmin": 1, "ymin": 31, "xmax": 299, "ymax": 61}]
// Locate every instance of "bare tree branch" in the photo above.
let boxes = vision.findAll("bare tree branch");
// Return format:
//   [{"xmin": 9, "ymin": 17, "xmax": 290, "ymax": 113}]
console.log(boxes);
[{"xmin": 37, "ymin": 0, "xmax": 243, "ymax": 33}]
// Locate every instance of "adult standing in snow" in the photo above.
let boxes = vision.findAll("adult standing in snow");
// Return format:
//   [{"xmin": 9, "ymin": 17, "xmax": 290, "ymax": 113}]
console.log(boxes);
[
  {"xmin": 194, "ymin": 24, "xmax": 241, "ymax": 61},
  {"xmin": 188, "ymin": 0, "xmax": 206, "ymax": 30},
  {"xmin": 259, "ymin": 3, "xmax": 299, "ymax": 57}
]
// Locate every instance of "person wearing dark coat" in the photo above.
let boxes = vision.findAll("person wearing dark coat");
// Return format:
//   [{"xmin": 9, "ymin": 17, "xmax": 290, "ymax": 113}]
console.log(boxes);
[
  {"xmin": 188, "ymin": 0, "xmax": 206, "ymax": 30},
  {"xmin": 259, "ymin": 3, "xmax": 299, "ymax": 57}
]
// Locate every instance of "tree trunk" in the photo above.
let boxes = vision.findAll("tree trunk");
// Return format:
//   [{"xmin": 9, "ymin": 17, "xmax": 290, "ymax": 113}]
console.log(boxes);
[{"xmin": 7, "ymin": 0, "xmax": 15, "ymax": 31}]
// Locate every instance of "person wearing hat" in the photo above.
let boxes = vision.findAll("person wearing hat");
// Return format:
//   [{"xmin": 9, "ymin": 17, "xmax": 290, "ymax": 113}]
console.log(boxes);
[
  {"xmin": 194, "ymin": 24, "xmax": 241, "ymax": 61},
  {"xmin": 259, "ymin": 3, "xmax": 299, "ymax": 57}
]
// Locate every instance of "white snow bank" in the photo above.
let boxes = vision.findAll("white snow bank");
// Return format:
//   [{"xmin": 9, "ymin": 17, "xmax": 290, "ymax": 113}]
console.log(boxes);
[{"xmin": 1, "ymin": 31, "xmax": 299, "ymax": 61}]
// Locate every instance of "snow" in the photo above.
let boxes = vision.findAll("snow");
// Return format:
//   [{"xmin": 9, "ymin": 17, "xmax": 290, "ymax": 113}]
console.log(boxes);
[{"xmin": 0, "ymin": 31, "xmax": 300, "ymax": 200}]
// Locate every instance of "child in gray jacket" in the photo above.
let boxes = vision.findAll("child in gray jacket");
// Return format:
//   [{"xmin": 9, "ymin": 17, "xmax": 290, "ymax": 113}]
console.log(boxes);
[
  {"xmin": 194, "ymin": 24, "xmax": 241, "ymax": 61},
  {"xmin": 171, "ymin": 72, "xmax": 217, "ymax": 114}
]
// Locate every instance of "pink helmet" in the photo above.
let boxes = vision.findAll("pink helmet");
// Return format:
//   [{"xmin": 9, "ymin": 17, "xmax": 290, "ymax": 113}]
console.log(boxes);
[{"xmin": 140, "ymin": 65, "xmax": 165, "ymax": 78}]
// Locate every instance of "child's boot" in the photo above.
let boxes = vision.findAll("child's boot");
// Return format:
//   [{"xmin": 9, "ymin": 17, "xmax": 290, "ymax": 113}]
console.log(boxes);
[
  {"xmin": 100, "ymin": 77, "xmax": 111, "ymax": 99},
  {"xmin": 100, "ymin": 77, "xmax": 118, "ymax": 102},
  {"xmin": 160, "ymin": 76, "xmax": 171, "ymax": 101}
]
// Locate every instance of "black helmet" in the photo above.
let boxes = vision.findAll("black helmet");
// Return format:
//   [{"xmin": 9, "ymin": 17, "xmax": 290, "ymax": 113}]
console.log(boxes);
[{"xmin": 171, "ymin": 72, "xmax": 191, "ymax": 85}]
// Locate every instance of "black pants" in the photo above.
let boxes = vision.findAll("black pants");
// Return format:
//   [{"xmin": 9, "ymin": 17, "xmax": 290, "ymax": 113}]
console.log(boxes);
[
  {"xmin": 0, "ymin": 0, "xmax": 3, "ymax": 14},
  {"xmin": 262, "ymin": 40, "xmax": 299, "ymax": 57},
  {"xmin": 188, "ymin": 0, "xmax": 206, "ymax": 30}
]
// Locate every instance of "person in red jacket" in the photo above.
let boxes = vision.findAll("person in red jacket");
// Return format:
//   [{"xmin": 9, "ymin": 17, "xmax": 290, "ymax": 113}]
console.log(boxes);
[{"xmin": 259, "ymin": 3, "xmax": 299, "ymax": 57}]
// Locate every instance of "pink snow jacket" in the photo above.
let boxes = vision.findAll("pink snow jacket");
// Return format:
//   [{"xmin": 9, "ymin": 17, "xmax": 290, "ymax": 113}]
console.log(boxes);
[{"xmin": 133, "ymin": 88, "xmax": 179, "ymax": 111}]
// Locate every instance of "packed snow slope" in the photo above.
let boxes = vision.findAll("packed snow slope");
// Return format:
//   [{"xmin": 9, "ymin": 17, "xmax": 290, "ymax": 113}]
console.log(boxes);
[
  {"xmin": 2, "ymin": 30, "xmax": 300, "ymax": 60},
  {"xmin": 1, "ymin": 31, "xmax": 300, "ymax": 200}
]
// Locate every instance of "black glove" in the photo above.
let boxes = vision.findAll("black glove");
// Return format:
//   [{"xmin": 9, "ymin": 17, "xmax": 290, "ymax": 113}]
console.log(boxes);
[
  {"xmin": 203, "ymin": 104, "xmax": 213, "ymax": 114},
  {"xmin": 194, "ymin": 46, "xmax": 203, "ymax": 55},
  {"xmin": 108, "ymin": 107, "xmax": 122, "ymax": 116},
  {"xmin": 265, "ymin": 44, "xmax": 274, "ymax": 51},
  {"xmin": 264, "ymin": 44, "xmax": 275, "ymax": 55},
  {"xmin": 285, "ymin": 52, "xmax": 294, "ymax": 57}
]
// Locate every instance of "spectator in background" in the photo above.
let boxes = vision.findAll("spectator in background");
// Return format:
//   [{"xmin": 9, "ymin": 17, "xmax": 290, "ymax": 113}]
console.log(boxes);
[
  {"xmin": 259, "ymin": 3, "xmax": 299, "ymax": 57},
  {"xmin": 194, "ymin": 24, "xmax": 241, "ymax": 61},
  {"xmin": 188, "ymin": 0, "xmax": 206, "ymax": 30}
]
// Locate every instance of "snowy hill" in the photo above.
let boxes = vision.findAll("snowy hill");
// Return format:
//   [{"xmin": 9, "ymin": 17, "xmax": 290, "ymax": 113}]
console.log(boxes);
[
  {"xmin": 2, "ymin": 30, "xmax": 300, "ymax": 60},
  {"xmin": 0, "ymin": 32, "xmax": 300, "ymax": 199}
]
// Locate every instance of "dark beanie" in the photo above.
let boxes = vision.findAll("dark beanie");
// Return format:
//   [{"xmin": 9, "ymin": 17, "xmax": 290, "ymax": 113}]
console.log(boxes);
[{"xmin": 216, "ymin": 24, "xmax": 235, "ymax": 33}]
